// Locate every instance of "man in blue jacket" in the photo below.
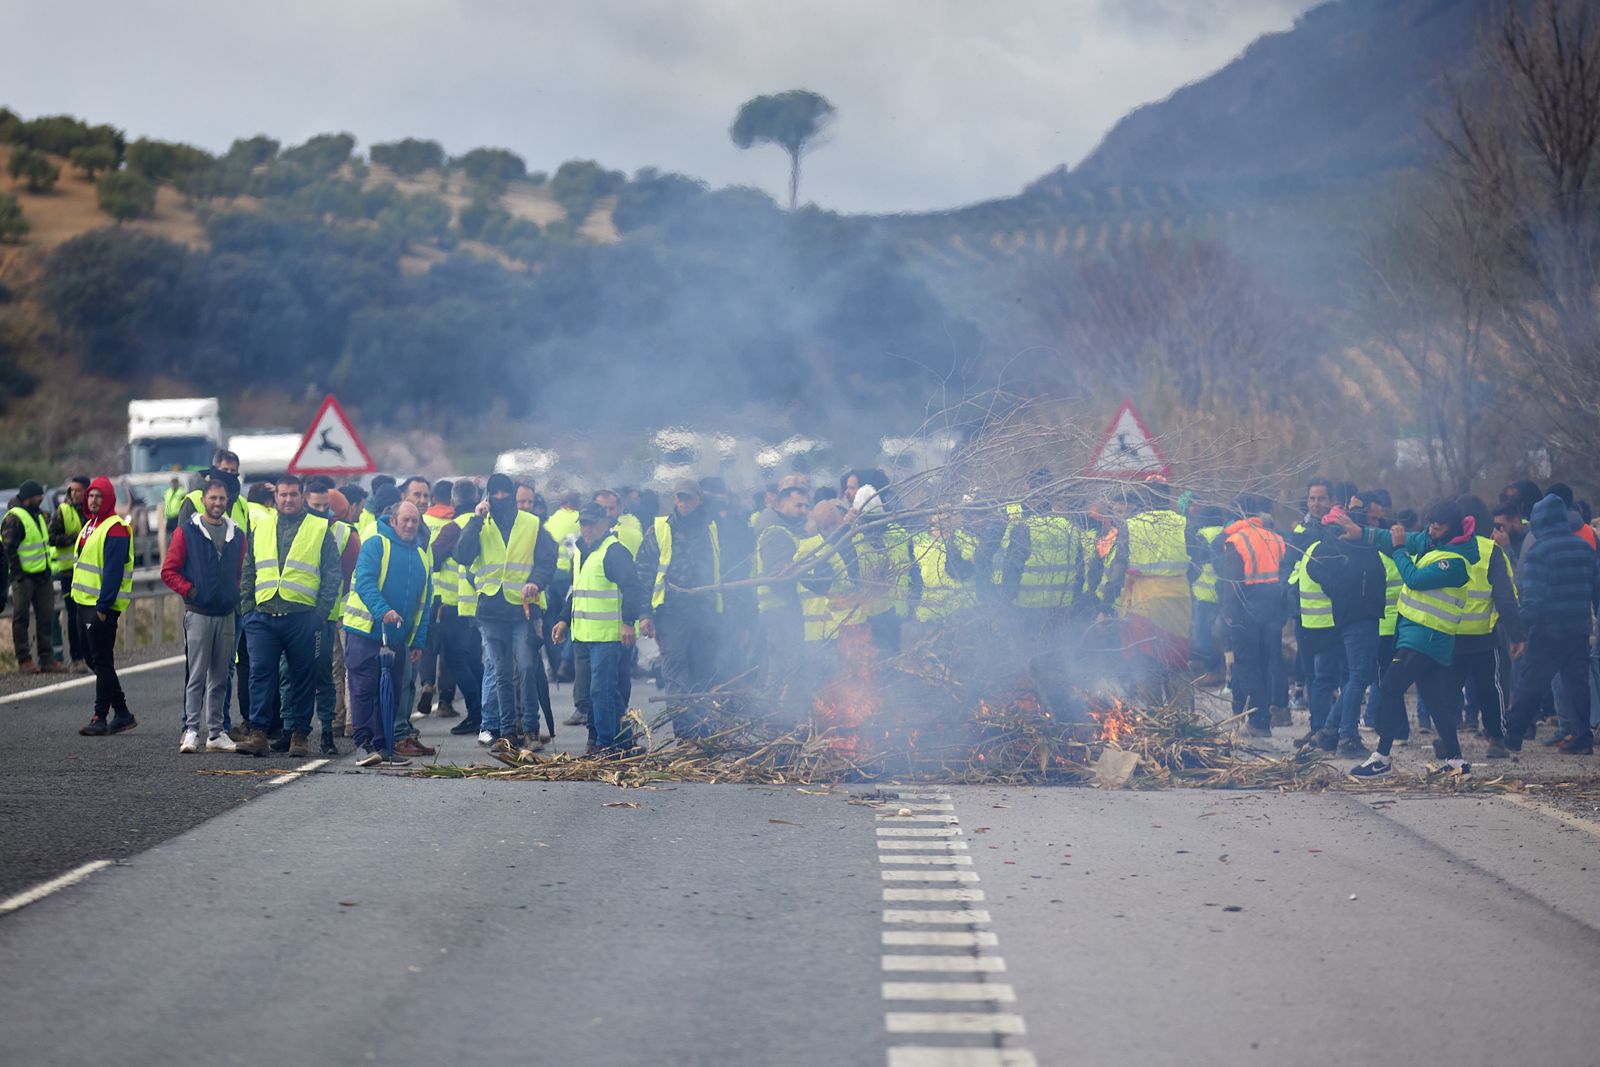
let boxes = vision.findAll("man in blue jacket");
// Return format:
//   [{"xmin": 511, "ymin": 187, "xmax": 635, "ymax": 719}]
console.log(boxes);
[
  {"xmin": 1502, "ymin": 494, "xmax": 1600, "ymax": 755},
  {"xmin": 343, "ymin": 501, "xmax": 431, "ymax": 767}
]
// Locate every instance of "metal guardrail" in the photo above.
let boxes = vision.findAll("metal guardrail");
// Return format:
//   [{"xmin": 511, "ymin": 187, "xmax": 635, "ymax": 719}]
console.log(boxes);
[{"xmin": 0, "ymin": 567, "xmax": 178, "ymax": 660}]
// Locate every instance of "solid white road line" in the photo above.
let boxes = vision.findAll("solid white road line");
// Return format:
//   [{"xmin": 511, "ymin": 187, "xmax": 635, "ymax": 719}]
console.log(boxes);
[
  {"xmin": 884, "ymin": 1013, "xmax": 1026, "ymax": 1035},
  {"xmin": 882, "ymin": 909, "xmax": 992, "ymax": 924},
  {"xmin": 0, "ymin": 859, "xmax": 113, "ymax": 916},
  {"xmin": 879, "ymin": 855, "xmax": 974, "ymax": 865},
  {"xmin": 882, "ymin": 956, "xmax": 1007, "ymax": 973},
  {"xmin": 896, "ymin": 803, "xmax": 956, "ymax": 811},
  {"xmin": 882, "ymin": 982, "xmax": 1016, "ymax": 1002},
  {"xmin": 876, "ymin": 814, "xmax": 960, "ymax": 823},
  {"xmin": 262, "ymin": 758, "xmax": 330, "ymax": 787},
  {"xmin": 889, "ymin": 793, "xmax": 953, "ymax": 800},
  {"xmin": 877, "ymin": 839, "xmax": 968, "ymax": 850},
  {"xmin": 887, "ymin": 1049, "xmax": 1037, "ymax": 1067},
  {"xmin": 877, "ymin": 828, "xmax": 963, "ymax": 837},
  {"xmin": 883, "ymin": 931, "xmax": 999, "ymax": 947},
  {"xmin": 0, "ymin": 655, "xmax": 185, "ymax": 705},
  {"xmin": 1498, "ymin": 794, "xmax": 1600, "ymax": 839},
  {"xmin": 881, "ymin": 870, "xmax": 981, "ymax": 882},
  {"xmin": 884, "ymin": 888, "xmax": 986, "ymax": 902}
]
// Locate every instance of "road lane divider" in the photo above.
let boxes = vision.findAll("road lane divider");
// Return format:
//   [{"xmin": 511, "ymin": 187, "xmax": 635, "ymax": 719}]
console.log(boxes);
[
  {"xmin": 0, "ymin": 655, "xmax": 186, "ymax": 705},
  {"xmin": 0, "ymin": 859, "xmax": 113, "ymax": 917},
  {"xmin": 262, "ymin": 758, "xmax": 331, "ymax": 787},
  {"xmin": 869, "ymin": 790, "xmax": 1036, "ymax": 1067}
]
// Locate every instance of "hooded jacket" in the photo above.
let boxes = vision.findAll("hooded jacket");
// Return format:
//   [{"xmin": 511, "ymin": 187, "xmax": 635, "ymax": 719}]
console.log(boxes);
[
  {"xmin": 1517, "ymin": 494, "xmax": 1600, "ymax": 638},
  {"xmin": 161, "ymin": 510, "xmax": 245, "ymax": 615},
  {"xmin": 347, "ymin": 515, "xmax": 432, "ymax": 650},
  {"xmin": 1303, "ymin": 526, "xmax": 1386, "ymax": 629},
  {"xmin": 1363, "ymin": 525, "xmax": 1474, "ymax": 666},
  {"xmin": 78, "ymin": 476, "xmax": 131, "ymax": 613}
]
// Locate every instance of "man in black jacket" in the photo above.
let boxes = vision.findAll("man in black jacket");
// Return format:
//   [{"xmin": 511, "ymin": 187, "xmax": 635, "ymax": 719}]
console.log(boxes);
[
  {"xmin": 1303, "ymin": 507, "xmax": 1387, "ymax": 756},
  {"xmin": 636, "ymin": 480, "xmax": 724, "ymax": 740}
]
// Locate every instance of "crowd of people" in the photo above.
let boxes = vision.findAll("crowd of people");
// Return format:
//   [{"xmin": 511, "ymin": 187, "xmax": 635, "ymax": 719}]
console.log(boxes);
[{"xmin": 8, "ymin": 451, "xmax": 1598, "ymax": 779}]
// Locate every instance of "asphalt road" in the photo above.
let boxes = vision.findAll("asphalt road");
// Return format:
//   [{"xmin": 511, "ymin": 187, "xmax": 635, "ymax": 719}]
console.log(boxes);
[{"xmin": 5, "ymin": 662, "xmax": 1600, "ymax": 1065}]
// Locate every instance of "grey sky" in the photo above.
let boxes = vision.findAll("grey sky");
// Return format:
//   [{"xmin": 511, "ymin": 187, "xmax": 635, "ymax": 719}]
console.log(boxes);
[{"xmin": 9, "ymin": 0, "xmax": 1318, "ymax": 213}]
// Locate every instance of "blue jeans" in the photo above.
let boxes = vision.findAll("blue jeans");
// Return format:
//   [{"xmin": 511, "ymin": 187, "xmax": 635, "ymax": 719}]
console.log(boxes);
[
  {"xmin": 478, "ymin": 616, "xmax": 539, "ymax": 739},
  {"xmin": 277, "ymin": 619, "xmax": 336, "ymax": 733},
  {"xmin": 1328, "ymin": 620, "xmax": 1378, "ymax": 742},
  {"xmin": 1306, "ymin": 638, "xmax": 1346, "ymax": 733},
  {"xmin": 244, "ymin": 611, "xmax": 318, "ymax": 732},
  {"xmin": 588, "ymin": 642, "xmax": 627, "ymax": 750}
]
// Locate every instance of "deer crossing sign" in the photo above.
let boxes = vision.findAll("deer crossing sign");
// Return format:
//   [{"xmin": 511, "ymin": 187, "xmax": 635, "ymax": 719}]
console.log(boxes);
[{"xmin": 287, "ymin": 394, "xmax": 376, "ymax": 477}]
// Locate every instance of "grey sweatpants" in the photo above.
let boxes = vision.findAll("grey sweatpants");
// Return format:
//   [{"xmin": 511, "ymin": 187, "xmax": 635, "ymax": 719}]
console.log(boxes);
[{"xmin": 183, "ymin": 611, "xmax": 235, "ymax": 738}]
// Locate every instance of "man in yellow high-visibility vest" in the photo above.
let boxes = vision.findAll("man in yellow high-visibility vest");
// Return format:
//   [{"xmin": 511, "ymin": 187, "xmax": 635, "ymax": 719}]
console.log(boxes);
[
  {"xmin": 236, "ymin": 475, "xmax": 342, "ymax": 758},
  {"xmin": 4, "ymin": 479, "xmax": 59, "ymax": 672},
  {"xmin": 48, "ymin": 475, "xmax": 91, "ymax": 673},
  {"xmin": 634, "ymin": 479, "xmax": 724, "ymax": 740}
]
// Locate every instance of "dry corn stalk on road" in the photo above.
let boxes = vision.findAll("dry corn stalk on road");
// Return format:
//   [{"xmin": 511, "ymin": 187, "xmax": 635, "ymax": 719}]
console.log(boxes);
[{"xmin": 3, "ymin": 661, "xmax": 1600, "ymax": 1066}]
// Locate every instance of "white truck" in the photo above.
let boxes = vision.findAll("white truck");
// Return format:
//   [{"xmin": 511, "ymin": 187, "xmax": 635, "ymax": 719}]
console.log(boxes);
[
  {"xmin": 128, "ymin": 398, "xmax": 221, "ymax": 474},
  {"xmin": 228, "ymin": 432, "xmax": 305, "ymax": 486}
]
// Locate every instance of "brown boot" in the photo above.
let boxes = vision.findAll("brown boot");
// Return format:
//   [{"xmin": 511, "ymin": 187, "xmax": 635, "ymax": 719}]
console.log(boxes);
[
  {"xmin": 393, "ymin": 736, "xmax": 435, "ymax": 758},
  {"xmin": 236, "ymin": 728, "xmax": 269, "ymax": 757},
  {"xmin": 1270, "ymin": 705, "xmax": 1292, "ymax": 727},
  {"xmin": 287, "ymin": 731, "xmax": 310, "ymax": 758}
]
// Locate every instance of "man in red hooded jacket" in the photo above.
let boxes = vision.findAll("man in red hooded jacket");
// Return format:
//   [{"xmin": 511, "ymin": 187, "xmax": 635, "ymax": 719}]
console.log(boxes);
[{"xmin": 74, "ymin": 477, "xmax": 136, "ymax": 736}]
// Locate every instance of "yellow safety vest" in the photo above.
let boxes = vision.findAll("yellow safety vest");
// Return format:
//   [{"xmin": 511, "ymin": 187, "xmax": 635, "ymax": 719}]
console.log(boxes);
[
  {"xmin": 252, "ymin": 510, "xmax": 330, "ymax": 608},
  {"xmin": 571, "ymin": 535, "xmax": 623, "ymax": 642},
  {"xmin": 163, "ymin": 486, "xmax": 186, "ymax": 519},
  {"xmin": 847, "ymin": 531, "xmax": 896, "ymax": 621},
  {"xmin": 1456, "ymin": 537, "xmax": 1498, "ymax": 636},
  {"xmin": 51, "ymin": 504, "xmax": 84, "ymax": 576},
  {"xmin": 546, "ymin": 508, "xmax": 582, "ymax": 577},
  {"xmin": 469, "ymin": 511, "xmax": 544, "ymax": 609},
  {"xmin": 1289, "ymin": 541, "xmax": 1334, "ymax": 630},
  {"xmin": 1379, "ymin": 552, "xmax": 1401, "ymax": 637},
  {"xmin": 71, "ymin": 516, "xmax": 132, "ymax": 612},
  {"xmin": 342, "ymin": 535, "xmax": 428, "ymax": 638},
  {"xmin": 328, "ymin": 521, "xmax": 353, "ymax": 620},
  {"xmin": 796, "ymin": 534, "xmax": 845, "ymax": 641},
  {"xmin": 1192, "ymin": 525, "xmax": 1223, "ymax": 605},
  {"xmin": 886, "ymin": 521, "xmax": 914, "ymax": 618},
  {"xmin": 615, "ymin": 513, "xmax": 643, "ymax": 556},
  {"xmin": 914, "ymin": 530, "xmax": 977, "ymax": 622},
  {"xmin": 246, "ymin": 501, "xmax": 272, "ymax": 529},
  {"xmin": 5, "ymin": 507, "xmax": 49, "ymax": 575},
  {"xmin": 357, "ymin": 510, "xmax": 377, "ymax": 539},
  {"xmin": 450, "ymin": 514, "xmax": 476, "ymax": 616},
  {"xmin": 422, "ymin": 513, "xmax": 449, "ymax": 602},
  {"xmin": 1396, "ymin": 548, "xmax": 1467, "ymax": 636},
  {"xmin": 996, "ymin": 515, "xmax": 1082, "ymax": 609},
  {"xmin": 650, "ymin": 515, "xmax": 722, "ymax": 613},
  {"xmin": 1123, "ymin": 510, "xmax": 1190, "ymax": 580},
  {"xmin": 755, "ymin": 522, "xmax": 801, "ymax": 615},
  {"xmin": 187, "ymin": 489, "xmax": 251, "ymax": 534}
]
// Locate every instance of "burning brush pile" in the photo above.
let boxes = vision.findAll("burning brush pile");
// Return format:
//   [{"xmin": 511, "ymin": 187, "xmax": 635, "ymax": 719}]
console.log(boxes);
[{"xmin": 416, "ymin": 651, "xmax": 1326, "ymax": 791}]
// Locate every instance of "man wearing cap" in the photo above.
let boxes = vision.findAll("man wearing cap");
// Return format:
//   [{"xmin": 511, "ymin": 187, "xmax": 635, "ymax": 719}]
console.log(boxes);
[
  {"xmin": 4, "ymin": 479, "xmax": 60, "ymax": 672},
  {"xmin": 551, "ymin": 503, "xmax": 645, "ymax": 755},
  {"xmin": 635, "ymin": 479, "xmax": 725, "ymax": 740}
]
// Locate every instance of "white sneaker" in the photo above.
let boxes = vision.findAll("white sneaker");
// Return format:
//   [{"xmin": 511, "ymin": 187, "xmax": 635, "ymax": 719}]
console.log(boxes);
[
  {"xmin": 206, "ymin": 732, "xmax": 238, "ymax": 753},
  {"xmin": 477, "ymin": 729, "xmax": 493, "ymax": 745},
  {"xmin": 179, "ymin": 730, "xmax": 200, "ymax": 754}
]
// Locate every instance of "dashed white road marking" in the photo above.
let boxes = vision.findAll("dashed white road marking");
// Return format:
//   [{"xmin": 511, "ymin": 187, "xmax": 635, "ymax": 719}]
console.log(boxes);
[
  {"xmin": 871, "ymin": 793, "xmax": 1035, "ymax": 1067},
  {"xmin": 883, "ymin": 931, "xmax": 999, "ymax": 948},
  {"xmin": 262, "ymin": 758, "xmax": 330, "ymax": 787},
  {"xmin": 882, "ymin": 909, "xmax": 993, "ymax": 925},
  {"xmin": 882, "ymin": 982, "xmax": 1016, "ymax": 1002},
  {"xmin": 881, "ymin": 870, "xmax": 982, "ymax": 882},
  {"xmin": 887, "ymin": 1049, "xmax": 1037, "ymax": 1067},
  {"xmin": 881, "ymin": 956, "xmax": 1007, "ymax": 973},
  {"xmin": 885, "ymin": 1013, "xmax": 1026, "ymax": 1035},
  {"xmin": 0, "ymin": 655, "xmax": 185, "ymax": 705},
  {"xmin": 883, "ymin": 888, "xmax": 986, "ymax": 902},
  {"xmin": 0, "ymin": 859, "xmax": 113, "ymax": 916}
]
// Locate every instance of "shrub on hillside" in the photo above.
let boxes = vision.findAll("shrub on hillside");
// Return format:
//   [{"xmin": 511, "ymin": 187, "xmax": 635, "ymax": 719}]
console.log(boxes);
[
  {"xmin": 549, "ymin": 159, "xmax": 626, "ymax": 221},
  {"xmin": 126, "ymin": 138, "xmax": 215, "ymax": 183},
  {"xmin": 280, "ymin": 133, "xmax": 356, "ymax": 177},
  {"xmin": 9, "ymin": 114, "xmax": 122, "ymax": 161},
  {"xmin": 97, "ymin": 170, "xmax": 157, "ymax": 221},
  {"xmin": 612, "ymin": 168, "xmax": 707, "ymax": 234},
  {"xmin": 452, "ymin": 147, "xmax": 526, "ymax": 193},
  {"xmin": 0, "ymin": 192, "xmax": 27, "ymax": 243},
  {"xmin": 69, "ymin": 145, "xmax": 117, "ymax": 180},
  {"xmin": 370, "ymin": 138, "xmax": 444, "ymax": 177},
  {"xmin": 8, "ymin": 148, "xmax": 60, "ymax": 193}
]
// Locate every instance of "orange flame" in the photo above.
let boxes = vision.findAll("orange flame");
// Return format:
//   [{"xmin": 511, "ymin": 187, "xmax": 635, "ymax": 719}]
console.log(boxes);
[{"xmin": 1088, "ymin": 698, "xmax": 1134, "ymax": 745}]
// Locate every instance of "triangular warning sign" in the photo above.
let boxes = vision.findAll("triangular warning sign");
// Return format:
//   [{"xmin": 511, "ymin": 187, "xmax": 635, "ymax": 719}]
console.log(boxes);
[
  {"xmin": 1086, "ymin": 401, "xmax": 1171, "ymax": 480},
  {"xmin": 288, "ymin": 394, "xmax": 376, "ymax": 476}
]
